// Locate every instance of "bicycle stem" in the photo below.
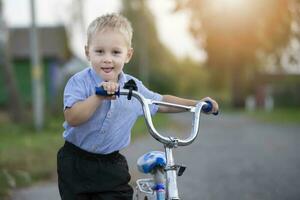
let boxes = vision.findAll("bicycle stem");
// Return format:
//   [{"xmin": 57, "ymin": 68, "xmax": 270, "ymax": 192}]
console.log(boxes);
[{"xmin": 165, "ymin": 147, "xmax": 180, "ymax": 200}]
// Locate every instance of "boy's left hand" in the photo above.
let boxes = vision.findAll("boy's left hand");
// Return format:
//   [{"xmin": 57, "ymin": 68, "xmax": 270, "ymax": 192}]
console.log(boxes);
[
  {"xmin": 200, "ymin": 97, "xmax": 219, "ymax": 114},
  {"xmin": 99, "ymin": 81, "xmax": 119, "ymax": 100}
]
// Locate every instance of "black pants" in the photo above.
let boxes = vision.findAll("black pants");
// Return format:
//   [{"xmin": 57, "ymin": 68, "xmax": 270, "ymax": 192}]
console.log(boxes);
[{"xmin": 57, "ymin": 142, "xmax": 133, "ymax": 200}]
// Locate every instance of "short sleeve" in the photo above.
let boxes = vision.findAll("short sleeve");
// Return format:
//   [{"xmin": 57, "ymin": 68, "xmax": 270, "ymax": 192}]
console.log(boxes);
[
  {"xmin": 137, "ymin": 80, "xmax": 163, "ymax": 116},
  {"xmin": 63, "ymin": 76, "xmax": 87, "ymax": 110}
]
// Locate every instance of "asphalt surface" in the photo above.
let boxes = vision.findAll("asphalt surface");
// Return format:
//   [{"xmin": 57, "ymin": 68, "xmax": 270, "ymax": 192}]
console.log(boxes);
[{"xmin": 11, "ymin": 113, "xmax": 300, "ymax": 200}]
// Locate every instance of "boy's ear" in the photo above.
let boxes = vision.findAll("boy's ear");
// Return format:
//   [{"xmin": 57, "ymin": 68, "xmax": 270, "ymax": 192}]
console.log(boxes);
[
  {"xmin": 85, "ymin": 45, "xmax": 90, "ymax": 61},
  {"xmin": 125, "ymin": 48, "xmax": 134, "ymax": 63}
]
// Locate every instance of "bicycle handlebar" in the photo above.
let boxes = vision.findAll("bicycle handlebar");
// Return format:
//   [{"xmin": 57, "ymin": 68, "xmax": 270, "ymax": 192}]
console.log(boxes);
[{"xmin": 95, "ymin": 86, "xmax": 215, "ymax": 147}]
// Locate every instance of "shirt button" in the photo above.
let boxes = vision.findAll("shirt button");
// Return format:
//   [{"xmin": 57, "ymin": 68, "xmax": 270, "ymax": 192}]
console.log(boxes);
[
  {"xmin": 107, "ymin": 112, "xmax": 112, "ymax": 118},
  {"xmin": 101, "ymin": 130, "xmax": 106, "ymax": 134}
]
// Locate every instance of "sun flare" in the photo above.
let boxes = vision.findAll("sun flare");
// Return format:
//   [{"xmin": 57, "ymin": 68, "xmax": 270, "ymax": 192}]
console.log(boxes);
[
  {"xmin": 207, "ymin": 0, "xmax": 251, "ymax": 13},
  {"xmin": 222, "ymin": 0, "xmax": 247, "ymax": 9}
]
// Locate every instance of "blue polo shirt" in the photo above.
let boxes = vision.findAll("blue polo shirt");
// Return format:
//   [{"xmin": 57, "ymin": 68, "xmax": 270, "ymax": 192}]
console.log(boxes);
[{"xmin": 62, "ymin": 67, "xmax": 162, "ymax": 154}]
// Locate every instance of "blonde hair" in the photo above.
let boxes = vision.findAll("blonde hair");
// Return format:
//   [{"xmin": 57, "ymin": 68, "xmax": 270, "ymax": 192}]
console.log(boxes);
[{"xmin": 86, "ymin": 13, "xmax": 133, "ymax": 47}]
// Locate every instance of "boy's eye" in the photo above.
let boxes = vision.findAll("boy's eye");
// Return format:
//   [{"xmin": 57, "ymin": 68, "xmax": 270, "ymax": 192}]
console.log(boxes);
[
  {"xmin": 112, "ymin": 50, "xmax": 121, "ymax": 54},
  {"xmin": 96, "ymin": 50, "xmax": 104, "ymax": 54}
]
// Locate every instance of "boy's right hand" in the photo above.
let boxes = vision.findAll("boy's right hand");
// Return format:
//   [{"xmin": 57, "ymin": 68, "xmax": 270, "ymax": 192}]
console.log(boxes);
[{"xmin": 99, "ymin": 81, "xmax": 119, "ymax": 100}]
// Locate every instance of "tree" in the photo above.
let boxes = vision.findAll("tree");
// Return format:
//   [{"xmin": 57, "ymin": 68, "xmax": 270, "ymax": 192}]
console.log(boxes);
[
  {"xmin": 121, "ymin": 0, "xmax": 179, "ymax": 94},
  {"xmin": 176, "ymin": 0, "xmax": 293, "ymax": 107}
]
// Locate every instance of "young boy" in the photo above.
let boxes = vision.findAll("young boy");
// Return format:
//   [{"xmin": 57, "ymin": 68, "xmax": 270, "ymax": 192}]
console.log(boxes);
[{"xmin": 57, "ymin": 13, "xmax": 218, "ymax": 200}]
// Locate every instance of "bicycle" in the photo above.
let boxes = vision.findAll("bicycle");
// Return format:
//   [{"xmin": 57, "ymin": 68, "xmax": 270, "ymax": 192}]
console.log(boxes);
[{"xmin": 95, "ymin": 81, "xmax": 217, "ymax": 200}]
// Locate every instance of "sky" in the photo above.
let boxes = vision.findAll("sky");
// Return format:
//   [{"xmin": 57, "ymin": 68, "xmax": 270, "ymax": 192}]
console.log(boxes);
[{"xmin": 2, "ymin": 0, "xmax": 205, "ymax": 61}]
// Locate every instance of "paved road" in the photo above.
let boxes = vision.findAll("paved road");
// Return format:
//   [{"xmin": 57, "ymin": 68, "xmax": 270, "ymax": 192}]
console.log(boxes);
[{"xmin": 11, "ymin": 113, "xmax": 300, "ymax": 200}]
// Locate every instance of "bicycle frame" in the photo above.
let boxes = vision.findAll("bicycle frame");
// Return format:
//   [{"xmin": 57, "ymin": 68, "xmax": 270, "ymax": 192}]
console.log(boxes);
[
  {"xmin": 119, "ymin": 89, "xmax": 209, "ymax": 200},
  {"xmin": 96, "ymin": 87, "xmax": 213, "ymax": 200}
]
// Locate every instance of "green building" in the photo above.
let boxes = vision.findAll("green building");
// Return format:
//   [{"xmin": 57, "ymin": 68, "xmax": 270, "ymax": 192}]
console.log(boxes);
[{"xmin": 0, "ymin": 25, "xmax": 80, "ymax": 109}]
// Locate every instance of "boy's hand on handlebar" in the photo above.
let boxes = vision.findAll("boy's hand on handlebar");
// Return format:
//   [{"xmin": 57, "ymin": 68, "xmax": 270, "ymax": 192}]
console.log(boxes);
[
  {"xmin": 200, "ymin": 97, "xmax": 219, "ymax": 115},
  {"xmin": 99, "ymin": 81, "xmax": 119, "ymax": 100}
]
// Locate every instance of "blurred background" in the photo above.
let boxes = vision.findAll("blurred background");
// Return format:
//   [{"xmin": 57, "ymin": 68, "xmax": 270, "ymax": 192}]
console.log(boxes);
[{"xmin": 0, "ymin": 0, "xmax": 300, "ymax": 199}]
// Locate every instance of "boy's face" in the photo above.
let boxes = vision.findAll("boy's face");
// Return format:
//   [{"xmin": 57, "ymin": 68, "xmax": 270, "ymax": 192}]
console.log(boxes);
[{"xmin": 85, "ymin": 29, "xmax": 133, "ymax": 82}]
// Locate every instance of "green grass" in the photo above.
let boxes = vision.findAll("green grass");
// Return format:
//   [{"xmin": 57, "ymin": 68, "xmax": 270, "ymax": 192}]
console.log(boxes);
[
  {"xmin": 244, "ymin": 107, "xmax": 300, "ymax": 124},
  {"xmin": 131, "ymin": 114, "xmax": 172, "ymax": 140},
  {"xmin": 0, "ymin": 116, "xmax": 64, "ymax": 197},
  {"xmin": 0, "ymin": 113, "xmax": 171, "ymax": 198}
]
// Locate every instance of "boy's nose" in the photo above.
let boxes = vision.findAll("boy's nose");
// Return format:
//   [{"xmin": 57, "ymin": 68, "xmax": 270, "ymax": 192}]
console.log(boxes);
[{"xmin": 103, "ymin": 55, "xmax": 113, "ymax": 63}]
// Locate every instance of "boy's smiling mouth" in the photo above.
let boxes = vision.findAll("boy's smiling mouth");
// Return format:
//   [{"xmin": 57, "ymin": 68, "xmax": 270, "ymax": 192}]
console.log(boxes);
[{"xmin": 101, "ymin": 67, "xmax": 114, "ymax": 73}]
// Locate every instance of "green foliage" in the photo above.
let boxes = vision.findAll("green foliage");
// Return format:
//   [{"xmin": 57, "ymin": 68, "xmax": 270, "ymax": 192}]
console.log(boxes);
[
  {"xmin": 121, "ymin": 0, "xmax": 179, "ymax": 94},
  {"xmin": 120, "ymin": 0, "xmax": 221, "ymax": 101},
  {"xmin": 272, "ymin": 78, "xmax": 300, "ymax": 107},
  {"xmin": 176, "ymin": 0, "xmax": 295, "ymax": 106},
  {"xmin": 177, "ymin": 0, "xmax": 292, "ymax": 68}
]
